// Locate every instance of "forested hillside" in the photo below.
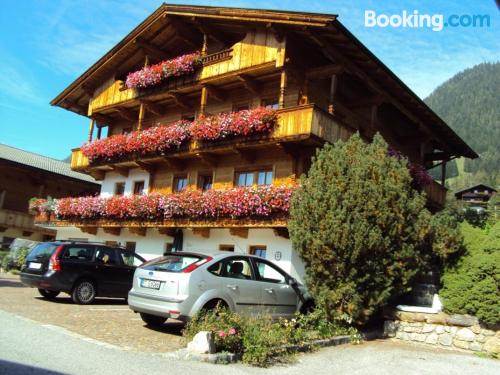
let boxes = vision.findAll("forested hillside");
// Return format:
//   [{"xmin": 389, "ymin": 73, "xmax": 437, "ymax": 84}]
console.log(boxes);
[{"xmin": 425, "ymin": 62, "xmax": 499, "ymax": 190}]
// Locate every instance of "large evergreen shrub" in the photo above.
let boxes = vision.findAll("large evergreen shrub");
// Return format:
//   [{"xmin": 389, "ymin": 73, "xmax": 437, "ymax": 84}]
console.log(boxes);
[
  {"xmin": 289, "ymin": 133, "xmax": 442, "ymax": 323},
  {"xmin": 440, "ymin": 222, "xmax": 500, "ymax": 326}
]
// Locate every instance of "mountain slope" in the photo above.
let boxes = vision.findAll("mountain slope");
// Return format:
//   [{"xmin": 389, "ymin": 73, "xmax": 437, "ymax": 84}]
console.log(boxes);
[{"xmin": 424, "ymin": 62, "xmax": 500, "ymax": 190}]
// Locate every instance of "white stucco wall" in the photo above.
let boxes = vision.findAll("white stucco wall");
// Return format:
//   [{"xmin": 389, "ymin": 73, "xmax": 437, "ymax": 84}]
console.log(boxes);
[{"xmin": 100, "ymin": 169, "xmax": 150, "ymax": 197}]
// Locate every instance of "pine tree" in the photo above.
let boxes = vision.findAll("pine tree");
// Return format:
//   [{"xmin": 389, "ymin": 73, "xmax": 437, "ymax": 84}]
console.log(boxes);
[{"xmin": 289, "ymin": 133, "xmax": 434, "ymax": 323}]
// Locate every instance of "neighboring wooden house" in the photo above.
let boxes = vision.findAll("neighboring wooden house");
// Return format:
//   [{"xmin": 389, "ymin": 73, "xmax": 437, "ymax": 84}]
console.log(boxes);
[
  {"xmin": 0, "ymin": 144, "xmax": 100, "ymax": 246},
  {"xmin": 454, "ymin": 184, "xmax": 497, "ymax": 208},
  {"xmin": 35, "ymin": 5, "xmax": 476, "ymax": 281}
]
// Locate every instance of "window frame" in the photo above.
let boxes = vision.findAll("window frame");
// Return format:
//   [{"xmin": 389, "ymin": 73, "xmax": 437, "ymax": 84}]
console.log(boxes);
[
  {"xmin": 219, "ymin": 244, "xmax": 235, "ymax": 252},
  {"xmin": 132, "ymin": 180, "xmax": 145, "ymax": 195},
  {"xmin": 251, "ymin": 258, "xmax": 289, "ymax": 284},
  {"xmin": 173, "ymin": 175, "xmax": 188, "ymax": 193},
  {"xmin": 235, "ymin": 168, "xmax": 273, "ymax": 187},
  {"xmin": 114, "ymin": 182, "xmax": 126, "ymax": 196},
  {"xmin": 198, "ymin": 172, "xmax": 214, "ymax": 191},
  {"xmin": 249, "ymin": 245, "xmax": 267, "ymax": 259}
]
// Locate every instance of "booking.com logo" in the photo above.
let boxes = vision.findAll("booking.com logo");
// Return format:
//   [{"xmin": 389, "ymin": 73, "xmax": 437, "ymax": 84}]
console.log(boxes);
[{"xmin": 365, "ymin": 10, "xmax": 491, "ymax": 31}]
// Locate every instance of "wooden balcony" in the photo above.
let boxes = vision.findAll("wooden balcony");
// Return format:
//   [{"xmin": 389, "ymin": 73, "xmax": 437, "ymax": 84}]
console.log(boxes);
[
  {"xmin": 423, "ymin": 180, "xmax": 447, "ymax": 209},
  {"xmin": 0, "ymin": 209, "xmax": 56, "ymax": 235},
  {"xmin": 89, "ymin": 30, "xmax": 285, "ymax": 113},
  {"xmin": 71, "ymin": 104, "xmax": 353, "ymax": 173}
]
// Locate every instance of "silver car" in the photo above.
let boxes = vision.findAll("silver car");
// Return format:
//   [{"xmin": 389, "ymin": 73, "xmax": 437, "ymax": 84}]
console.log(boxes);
[{"xmin": 127, "ymin": 252, "xmax": 313, "ymax": 326}]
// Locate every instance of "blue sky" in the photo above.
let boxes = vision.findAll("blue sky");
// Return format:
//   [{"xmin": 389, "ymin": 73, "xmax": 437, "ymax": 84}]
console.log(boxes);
[{"xmin": 0, "ymin": 0, "xmax": 498, "ymax": 159}]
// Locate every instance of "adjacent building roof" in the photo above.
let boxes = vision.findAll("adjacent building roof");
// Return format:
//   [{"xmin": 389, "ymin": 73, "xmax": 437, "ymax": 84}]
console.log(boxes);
[
  {"xmin": 0, "ymin": 144, "xmax": 100, "ymax": 184},
  {"xmin": 455, "ymin": 184, "xmax": 497, "ymax": 197}
]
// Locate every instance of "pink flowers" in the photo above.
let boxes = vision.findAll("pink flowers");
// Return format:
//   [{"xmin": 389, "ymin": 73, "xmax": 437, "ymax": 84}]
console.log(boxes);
[
  {"xmin": 81, "ymin": 120, "xmax": 191, "ymax": 164},
  {"xmin": 81, "ymin": 108, "xmax": 277, "ymax": 165},
  {"xmin": 32, "ymin": 185, "xmax": 297, "ymax": 222},
  {"xmin": 191, "ymin": 107, "xmax": 277, "ymax": 141},
  {"xmin": 217, "ymin": 327, "xmax": 237, "ymax": 338},
  {"xmin": 125, "ymin": 52, "xmax": 202, "ymax": 89}
]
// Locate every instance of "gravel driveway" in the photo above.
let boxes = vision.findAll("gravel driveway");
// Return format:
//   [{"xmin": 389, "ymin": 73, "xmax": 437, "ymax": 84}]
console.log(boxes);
[{"xmin": 0, "ymin": 273, "xmax": 184, "ymax": 352}]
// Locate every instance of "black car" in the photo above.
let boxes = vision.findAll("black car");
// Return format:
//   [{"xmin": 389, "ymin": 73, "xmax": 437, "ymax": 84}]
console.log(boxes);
[{"xmin": 20, "ymin": 241, "xmax": 145, "ymax": 304}]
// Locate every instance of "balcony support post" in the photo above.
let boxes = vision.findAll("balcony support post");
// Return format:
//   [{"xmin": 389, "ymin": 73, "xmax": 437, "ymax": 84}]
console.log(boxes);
[
  {"xmin": 88, "ymin": 118, "xmax": 95, "ymax": 142},
  {"xmin": 201, "ymin": 33, "xmax": 208, "ymax": 56},
  {"xmin": 328, "ymin": 74, "xmax": 338, "ymax": 115},
  {"xmin": 279, "ymin": 69, "xmax": 287, "ymax": 109},
  {"xmin": 441, "ymin": 160, "xmax": 447, "ymax": 186},
  {"xmin": 137, "ymin": 103, "xmax": 145, "ymax": 131},
  {"xmin": 97, "ymin": 126, "xmax": 102, "ymax": 140},
  {"xmin": 200, "ymin": 86, "xmax": 208, "ymax": 116}
]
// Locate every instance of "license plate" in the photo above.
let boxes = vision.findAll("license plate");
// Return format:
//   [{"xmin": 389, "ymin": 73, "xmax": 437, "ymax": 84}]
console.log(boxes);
[
  {"xmin": 141, "ymin": 279, "xmax": 161, "ymax": 290},
  {"xmin": 28, "ymin": 262, "xmax": 42, "ymax": 270}
]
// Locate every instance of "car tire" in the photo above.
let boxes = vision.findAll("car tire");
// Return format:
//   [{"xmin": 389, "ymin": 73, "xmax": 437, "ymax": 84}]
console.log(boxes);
[
  {"xmin": 72, "ymin": 280, "xmax": 96, "ymax": 304},
  {"xmin": 38, "ymin": 289, "xmax": 60, "ymax": 300},
  {"xmin": 140, "ymin": 313, "xmax": 166, "ymax": 327}
]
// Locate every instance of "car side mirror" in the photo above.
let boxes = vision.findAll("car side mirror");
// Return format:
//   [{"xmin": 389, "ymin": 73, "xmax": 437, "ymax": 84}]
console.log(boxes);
[{"xmin": 288, "ymin": 277, "xmax": 298, "ymax": 287}]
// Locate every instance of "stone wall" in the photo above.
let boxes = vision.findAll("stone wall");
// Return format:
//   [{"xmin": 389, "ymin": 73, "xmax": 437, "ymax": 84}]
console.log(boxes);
[{"xmin": 383, "ymin": 309, "xmax": 499, "ymax": 355}]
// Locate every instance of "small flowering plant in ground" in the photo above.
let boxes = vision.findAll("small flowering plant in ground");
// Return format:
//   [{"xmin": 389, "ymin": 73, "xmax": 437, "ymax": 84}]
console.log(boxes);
[{"xmin": 125, "ymin": 52, "xmax": 202, "ymax": 89}]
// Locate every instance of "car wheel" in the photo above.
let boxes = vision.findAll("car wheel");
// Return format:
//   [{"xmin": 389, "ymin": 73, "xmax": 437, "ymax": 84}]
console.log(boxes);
[
  {"xmin": 140, "ymin": 313, "xmax": 166, "ymax": 327},
  {"xmin": 72, "ymin": 280, "xmax": 96, "ymax": 304},
  {"xmin": 38, "ymin": 289, "xmax": 60, "ymax": 300}
]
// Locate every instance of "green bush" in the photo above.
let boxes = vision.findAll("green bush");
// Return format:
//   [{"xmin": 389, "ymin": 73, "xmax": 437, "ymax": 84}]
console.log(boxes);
[
  {"xmin": 440, "ymin": 222, "xmax": 500, "ymax": 325},
  {"xmin": 16, "ymin": 247, "xmax": 30, "ymax": 270},
  {"xmin": 183, "ymin": 304, "xmax": 357, "ymax": 367},
  {"xmin": 289, "ymin": 133, "xmax": 439, "ymax": 324}
]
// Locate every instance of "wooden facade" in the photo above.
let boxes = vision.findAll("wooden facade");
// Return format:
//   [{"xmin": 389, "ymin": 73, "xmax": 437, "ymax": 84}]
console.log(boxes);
[{"xmin": 47, "ymin": 4, "xmax": 479, "ymax": 231}]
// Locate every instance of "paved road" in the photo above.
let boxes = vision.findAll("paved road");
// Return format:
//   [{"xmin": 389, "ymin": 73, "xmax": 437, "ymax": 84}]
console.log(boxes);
[{"xmin": 1, "ymin": 309, "xmax": 498, "ymax": 375}]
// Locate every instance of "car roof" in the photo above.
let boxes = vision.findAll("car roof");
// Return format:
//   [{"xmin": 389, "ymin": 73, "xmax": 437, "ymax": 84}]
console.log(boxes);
[{"xmin": 163, "ymin": 251, "xmax": 265, "ymax": 260}]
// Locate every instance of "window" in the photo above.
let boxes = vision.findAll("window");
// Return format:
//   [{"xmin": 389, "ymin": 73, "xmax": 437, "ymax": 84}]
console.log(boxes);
[
  {"xmin": 141, "ymin": 254, "xmax": 205, "ymax": 273},
  {"xmin": 114, "ymin": 182, "xmax": 125, "ymax": 196},
  {"xmin": 235, "ymin": 170, "xmax": 273, "ymax": 187},
  {"xmin": 261, "ymin": 98, "xmax": 279, "ymax": 109},
  {"xmin": 236, "ymin": 172, "xmax": 254, "ymax": 187},
  {"xmin": 223, "ymin": 258, "xmax": 253, "ymax": 280},
  {"xmin": 120, "ymin": 251, "xmax": 144, "ymax": 267},
  {"xmin": 133, "ymin": 181, "xmax": 145, "ymax": 195},
  {"xmin": 63, "ymin": 246, "xmax": 94, "ymax": 261},
  {"xmin": 198, "ymin": 174, "xmax": 213, "ymax": 191},
  {"xmin": 122, "ymin": 127, "xmax": 132, "ymax": 135},
  {"xmin": 95, "ymin": 247, "xmax": 118, "ymax": 265},
  {"xmin": 254, "ymin": 259, "xmax": 287, "ymax": 284},
  {"xmin": 249, "ymin": 245, "xmax": 267, "ymax": 259},
  {"xmin": 125, "ymin": 241, "xmax": 136, "ymax": 252},
  {"xmin": 219, "ymin": 244, "xmax": 235, "ymax": 252},
  {"xmin": 173, "ymin": 176, "xmax": 188, "ymax": 192},
  {"xmin": 257, "ymin": 171, "xmax": 273, "ymax": 186}
]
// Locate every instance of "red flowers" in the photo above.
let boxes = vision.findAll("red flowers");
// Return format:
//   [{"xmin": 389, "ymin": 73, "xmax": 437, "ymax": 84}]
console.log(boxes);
[
  {"xmin": 125, "ymin": 52, "xmax": 202, "ymax": 89},
  {"xmin": 81, "ymin": 108, "xmax": 277, "ymax": 165},
  {"xmin": 32, "ymin": 185, "xmax": 296, "ymax": 222}
]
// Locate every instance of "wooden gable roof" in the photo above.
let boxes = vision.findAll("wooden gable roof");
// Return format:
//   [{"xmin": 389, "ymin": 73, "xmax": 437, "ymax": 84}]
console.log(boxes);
[{"xmin": 51, "ymin": 3, "xmax": 477, "ymax": 160}]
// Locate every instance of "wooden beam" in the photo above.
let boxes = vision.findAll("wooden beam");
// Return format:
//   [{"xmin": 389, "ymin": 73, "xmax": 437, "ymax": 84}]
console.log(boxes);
[
  {"xmin": 65, "ymin": 100, "xmax": 87, "ymax": 113},
  {"xmin": 141, "ymin": 100, "xmax": 165, "ymax": 116},
  {"xmin": 89, "ymin": 170, "xmax": 105, "ymax": 181},
  {"xmin": 134, "ymin": 37, "xmax": 169, "ymax": 61},
  {"xmin": 135, "ymin": 161, "xmax": 157, "ymax": 174},
  {"xmin": 109, "ymin": 166, "xmax": 129, "ymax": 177},
  {"xmin": 88, "ymin": 118, "xmax": 95, "ymax": 142},
  {"xmin": 168, "ymin": 92, "xmax": 190, "ymax": 110},
  {"xmin": 279, "ymin": 69, "xmax": 287, "ymax": 109},
  {"xmin": 163, "ymin": 157, "xmax": 185, "ymax": 171},
  {"xmin": 116, "ymin": 108, "xmax": 136, "ymax": 122},
  {"xmin": 81, "ymin": 83, "xmax": 95, "ymax": 97},
  {"xmin": 232, "ymin": 146, "xmax": 255, "ymax": 163},
  {"xmin": 168, "ymin": 18, "xmax": 201, "ymax": 49},
  {"xmin": 192, "ymin": 18, "xmax": 231, "ymax": 47},
  {"xmin": 103, "ymin": 227, "xmax": 121, "ymax": 236},
  {"xmin": 347, "ymin": 95, "xmax": 385, "ymax": 109},
  {"xmin": 328, "ymin": 73, "xmax": 338, "ymax": 115},
  {"xmin": 425, "ymin": 152, "xmax": 448, "ymax": 162},
  {"xmin": 266, "ymin": 22, "xmax": 285, "ymax": 43},
  {"xmin": 273, "ymin": 227, "xmax": 289, "ymax": 239},
  {"xmin": 195, "ymin": 152, "xmax": 217, "ymax": 168},
  {"xmin": 91, "ymin": 113, "xmax": 113, "ymax": 125},
  {"xmin": 78, "ymin": 227, "xmax": 98, "ymax": 235},
  {"xmin": 199, "ymin": 87, "xmax": 208, "ymax": 115},
  {"xmin": 192, "ymin": 227, "xmax": 210, "ymax": 238},
  {"xmin": 204, "ymin": 84, "xmax": 226, "ymax": 102},
  {"xmin": 129, "ymin": 227, "xmax": 147, "ymax": 237},
  {"xmin": 229, "ymin": 228, "xmax": 248, "ymax": 239},
  {"xmin": 157, "ymin": 228, "xmax": 177, "ymax": 237},
  {"xmin": 236, "ymin": 75, "xmax": 261, "ymax": 95}
]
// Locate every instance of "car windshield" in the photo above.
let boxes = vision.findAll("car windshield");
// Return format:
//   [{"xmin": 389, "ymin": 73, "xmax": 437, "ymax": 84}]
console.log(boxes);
[
  {"xmin": 26, "ymin": 243, "xmax": 58, "ymax": 261},
  {"xmin": 141, "ymin": 254, "xmax": 205, "ymax": 272}
]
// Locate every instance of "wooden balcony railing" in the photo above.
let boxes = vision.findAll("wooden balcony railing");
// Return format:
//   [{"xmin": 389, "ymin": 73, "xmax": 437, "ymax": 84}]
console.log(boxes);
[
  {"xmin": 89, "ymin": 30, "xmax": 285, "ymax": 113},
  {"xmin": 423, "ymin": 180, "xmax": 447, "ymax": 208},
  {"xmin": 71, "ymin": 148, "xmax": 90, "ymax": 171},
  {"xmin": 71, "ymin": 104, "xmax": 353, "ymax": 172},
  {"xmin": 0, "ymin": 209, "xmax": 56, "ymax": 235}
]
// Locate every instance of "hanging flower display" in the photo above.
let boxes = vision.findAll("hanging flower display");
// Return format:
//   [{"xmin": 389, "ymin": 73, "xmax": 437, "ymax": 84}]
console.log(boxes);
[
  {"xmin": 80, "ymin": 108, "xmax": 277, "ymax": 165},
  {"xmin": 125, "ymin": 52, "xmax": 203, "ymax": 89},
  {"xmin": 388, "ymin": 148, "xmax": 433, "ymax": 189},
  {"xmin": 32, "ymin": 185, "xmax": 297, "ymax": 222},
  {"xmin": 190, "ymin": 107, "xmax": 278, "ymax": 141}
]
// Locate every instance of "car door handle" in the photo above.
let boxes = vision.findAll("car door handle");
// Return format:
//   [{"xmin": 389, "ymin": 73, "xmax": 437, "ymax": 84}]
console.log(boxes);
[
  {"xmin": 226, "ymin": 284, "xmax": 238, "ymax": 291},
  {"xmin": 264, "ymin": 288, "xmax": 274, "ymax": 294}
]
